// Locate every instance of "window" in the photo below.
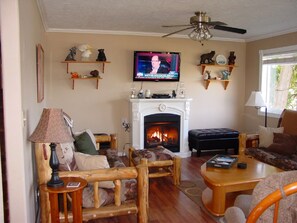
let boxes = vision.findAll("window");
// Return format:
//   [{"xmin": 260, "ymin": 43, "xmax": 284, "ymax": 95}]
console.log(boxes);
[{"xmin": 260, "ymin": 45, "xmax": 297, "ymax": 116}]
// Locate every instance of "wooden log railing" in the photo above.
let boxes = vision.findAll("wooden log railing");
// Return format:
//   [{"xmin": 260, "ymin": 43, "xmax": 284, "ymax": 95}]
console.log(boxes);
[{"xmin": 129, "ymin": 147, "xmax": 181, "ymax": 185}]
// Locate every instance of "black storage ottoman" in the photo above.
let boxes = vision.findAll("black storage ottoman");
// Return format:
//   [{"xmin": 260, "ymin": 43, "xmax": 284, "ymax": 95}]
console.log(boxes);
[{"xmin": 188, "ymin": 128, "xmax": 239, "ymax": 156}]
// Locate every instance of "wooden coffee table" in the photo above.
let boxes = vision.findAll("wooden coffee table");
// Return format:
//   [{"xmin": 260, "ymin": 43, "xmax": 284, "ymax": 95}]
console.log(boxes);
[{"xmin": 200, "ymin": 155, "xmax": 282, "ymax": 216}]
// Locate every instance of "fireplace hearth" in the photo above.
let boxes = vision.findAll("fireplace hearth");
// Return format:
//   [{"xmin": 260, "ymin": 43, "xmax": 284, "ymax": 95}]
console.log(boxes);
[{"xmin": 144, "ymin": 114, "xmax": 180, "ymax": 152}]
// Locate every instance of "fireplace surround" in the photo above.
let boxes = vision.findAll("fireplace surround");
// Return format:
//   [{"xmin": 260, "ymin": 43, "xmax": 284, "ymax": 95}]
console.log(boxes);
[{"xmin": 130, "ymin": 98, "xmax": 192, "ymax": 158}]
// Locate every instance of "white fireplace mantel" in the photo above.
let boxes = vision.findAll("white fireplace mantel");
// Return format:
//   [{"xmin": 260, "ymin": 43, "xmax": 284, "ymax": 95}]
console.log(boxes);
[{"xmin": 130, "ymin": 98, "xmax": 192, "ymax": 158}]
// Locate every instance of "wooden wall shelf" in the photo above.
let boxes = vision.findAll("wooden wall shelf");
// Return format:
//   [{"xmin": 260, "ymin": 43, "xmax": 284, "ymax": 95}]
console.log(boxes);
[
  {"xmin": 61, "ymin": 61, "xmax": 111, "ymax": 73},
  {"xmin": 204, "ymin": 79, "xmax": 230, "ymax": 90},
  {"xmin": 61, "ymin": 61, "xmax": 110, "ymax": 89},
  {"xmin": 198, "ymin": 64, "xmax": 236, "ymax": 74},
  {"xmin": 198, "ymin": 63, "xmax": 237, "ymax": 90},
  {"xmin": 70, "ymin": 77, "xmax": 102, "ymax": 90}
]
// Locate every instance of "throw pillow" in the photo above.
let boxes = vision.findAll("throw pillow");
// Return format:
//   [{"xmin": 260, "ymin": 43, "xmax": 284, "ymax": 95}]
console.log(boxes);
[
  {"xmin": 74, "ymin": 129, "xmax": 97, "ymax": 149},
  {"xmin": 74, "ymin": 131, "xmax": 98, "ymax": 155},
  {"xmin": 258, "ymin": 126, "xmax": 284, "ymax": 148},
  {"xmin": 56, "ymin": 142, "xmax": 78, "ymax": 171},
  {"xmin": 266, "ymin": 133, "xmax": 297, "ymax": 155},
  {"xmin": 74, "ymin": 152, "xmax": 114, "ymax": 188}
]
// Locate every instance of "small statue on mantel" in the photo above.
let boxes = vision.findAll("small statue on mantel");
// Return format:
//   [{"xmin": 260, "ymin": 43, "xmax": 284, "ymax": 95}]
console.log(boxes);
[
  {"xmin": 228, "ymin": 51, "xmax": 236, "ymax": 65},
  {"xmin": 96, "ymin": 49, "xmax": 107, "ymax": 61},
  {"xmin": 65, "ymin": 47, "xmax": 77, "ymax": 61},
  {"xmin": 199, "ymin": 51, "xmax": 215, "ymax": 65}
]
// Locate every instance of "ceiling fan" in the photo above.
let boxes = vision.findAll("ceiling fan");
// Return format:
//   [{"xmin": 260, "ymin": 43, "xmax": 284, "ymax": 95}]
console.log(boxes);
[{"xmin": 162, "ymin": 11, "xmax": 247, "ymax": 42}]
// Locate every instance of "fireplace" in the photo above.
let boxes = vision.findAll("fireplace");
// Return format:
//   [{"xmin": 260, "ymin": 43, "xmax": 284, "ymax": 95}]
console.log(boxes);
[
  {"xmin": 130, "ymin": 98, "xmax": 192, "ymax": 158},
  {"xmin": 144, "ymin": 114, "xmax": 180, "ymax": 152}
]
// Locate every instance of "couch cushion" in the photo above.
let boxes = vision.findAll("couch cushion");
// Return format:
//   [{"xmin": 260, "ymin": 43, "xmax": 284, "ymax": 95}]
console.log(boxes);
[
  {"xmin": 105, "ymin": 149, "xmax": 126, "ymax": 168},
  {"xmin": 74, "ymin": 152, "xmax": 114, "ymax": 188},
  {"xmin": 266, "ymin": 133, "xmax": 297, "ymax": 155},
  {"xmin": 82, "ymin": 178, "xmax": 137, "ymax": 208},
  {"xmin": 74, "ymin": 131, "xmax": 98, "ymax": 155},
  {"xmin": 131, "ymin": 146, "xmax": 174, "ymax": 165},
  {"xmin": 245, "ymin": 147, "xmax": 297, "ymax": 170},
  {"xmin": 258, "ymin": 126, "xmax": 284, "ymax": 148},
  {"xmin": 82, "ymin": 186, "xmax": 114, "ymax": 208}
]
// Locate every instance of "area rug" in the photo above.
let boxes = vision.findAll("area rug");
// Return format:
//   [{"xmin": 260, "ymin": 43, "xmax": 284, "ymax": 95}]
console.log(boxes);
[{"xmin": 177, "ymin": 177, "xmax": 225, "ymax": 223}]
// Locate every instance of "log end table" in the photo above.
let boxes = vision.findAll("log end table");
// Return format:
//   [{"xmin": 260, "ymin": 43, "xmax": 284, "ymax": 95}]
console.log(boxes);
[{"xmin": 40, "ymin": 177, "xmax": 87, "ymax": 223}]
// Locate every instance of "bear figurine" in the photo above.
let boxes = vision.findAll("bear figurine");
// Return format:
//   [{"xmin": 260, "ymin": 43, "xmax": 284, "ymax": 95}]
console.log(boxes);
[
  {"xmin": 96, "ymin": 49, "xmax": 107, "ymax": 61},
  {"xmin": 228, "ymin": 51, "xmax": 236, "ymax": 65},
  {"xmin": 200, "ymin": 51, "xmax": 215, "ymax": 65}
]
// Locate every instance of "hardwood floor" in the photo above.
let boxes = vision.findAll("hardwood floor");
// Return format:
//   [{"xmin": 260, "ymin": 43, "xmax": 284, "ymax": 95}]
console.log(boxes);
[{"xmin": 90, "ymin": 153, "xmax": 216, "ymax": 223}]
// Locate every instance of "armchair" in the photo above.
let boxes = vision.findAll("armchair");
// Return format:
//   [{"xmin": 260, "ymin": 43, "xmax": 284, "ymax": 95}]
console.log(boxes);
[
  {"xmin": 223, "ymin": 170, "xmax": 297, "ymax": 223},
  {"xmin": 35, "ymin": 136, "xmax": 149, "ymax": 223}
]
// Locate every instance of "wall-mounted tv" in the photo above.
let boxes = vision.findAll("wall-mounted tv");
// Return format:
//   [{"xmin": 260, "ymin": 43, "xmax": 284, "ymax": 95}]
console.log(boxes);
[{"xmin": 133, "ymin": 51, "xmax": 181, "ymax": 82}]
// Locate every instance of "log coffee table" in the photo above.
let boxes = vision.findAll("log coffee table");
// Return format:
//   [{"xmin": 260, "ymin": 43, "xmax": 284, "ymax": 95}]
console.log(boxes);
[{"xmin": 200, "ymin": 155, "xmax": 282, "ymax": 216}]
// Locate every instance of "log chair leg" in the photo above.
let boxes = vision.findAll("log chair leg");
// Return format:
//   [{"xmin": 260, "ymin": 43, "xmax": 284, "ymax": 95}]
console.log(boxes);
[
  {"xmin": 173, "ymin": 156, "xmax": 181, "ymax": 186},
  {"xmin": 128, "ymin": 147, "xmax": 135, "ymax": 167},
  {"xmin": 138, "ymin": 159, "xmax": 149, "ymax": 223}
]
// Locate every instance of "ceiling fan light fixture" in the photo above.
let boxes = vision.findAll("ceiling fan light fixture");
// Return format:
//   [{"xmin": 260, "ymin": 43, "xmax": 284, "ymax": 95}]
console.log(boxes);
[{"xmin": 188, "ymin": 25, "xmax": 212, "ymax": 41}]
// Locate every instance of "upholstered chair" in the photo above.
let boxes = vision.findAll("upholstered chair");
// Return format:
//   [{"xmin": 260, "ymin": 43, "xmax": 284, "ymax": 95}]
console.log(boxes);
[{"xmin": 224, "ymin": 171, "xmax": 297, "ymax": 223}]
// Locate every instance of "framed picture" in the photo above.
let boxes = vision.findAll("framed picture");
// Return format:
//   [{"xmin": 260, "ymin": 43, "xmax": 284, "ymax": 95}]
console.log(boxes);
[{"xmin": 37, "ymin": 44, "xmax": 44, "ymax": 103}]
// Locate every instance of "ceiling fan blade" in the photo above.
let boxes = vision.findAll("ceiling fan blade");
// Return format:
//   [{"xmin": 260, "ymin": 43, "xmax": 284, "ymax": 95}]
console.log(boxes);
[
  {"xmin": 162, "ymin": 27, "xmax": 194, "ymax": 38},
  {"xmin": 162, "ymin": 25, "xmax": 192, "ymax": 28},
  {"xmin": 207, "ymin": 21, "xmax": 227, "ymax": 26},
  {"xmin": 213, "ymin": 25, "xmax": 247, "ymax": 34}
]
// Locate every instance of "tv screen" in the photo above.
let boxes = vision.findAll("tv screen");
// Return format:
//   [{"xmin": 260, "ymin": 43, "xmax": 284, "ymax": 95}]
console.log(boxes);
[{"xmin": 133, "ymin": 51, "xmax": 181, "ymax": 82}]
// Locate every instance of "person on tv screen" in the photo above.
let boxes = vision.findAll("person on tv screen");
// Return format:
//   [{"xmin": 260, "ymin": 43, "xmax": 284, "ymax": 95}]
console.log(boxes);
[{"xmin": 149, "ymin": 55, "xmax": 169, "ymax": 74}]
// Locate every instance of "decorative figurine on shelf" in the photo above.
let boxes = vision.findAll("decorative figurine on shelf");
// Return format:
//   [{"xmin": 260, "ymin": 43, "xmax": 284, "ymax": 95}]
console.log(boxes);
[
  {"xmin": 77, "ymin": 44, "xmax": 92, "ymax": 61},
  {"xmin": 96, "ymin": 49, "xmax": 107, "ymax": 61},
  {"xmin": 221, "ymin": 70, "xmax": 230, "ymax": 80},
  {"xmin": 172, "ymin": 90, "xmax": 176, "ymax": 98},
  {"xmin": 204, "ymin": 70, "xmax": 211, "ymax": 80},
  {"xmin": 65, "ymin": 47, "xmax": 77, "ymax": 61},
  {"xmin": 71, "ymin": 72, "xmax": 79, "ymax": 78},
  {"xmin": 90, "ymin": 70, "xmax": 99, "ymax": 77},
  {"xmin": 130, "ymin": 89, "xmax": 136, "ymax": 98},
  {"xmin": 137, "ymin": 89, "xmax": 144, "ymax": 98},
  {"xmin": 228, "ymin": 51, "xmax": 236, "ymax": 65},
  {"xmin": 200, "ymin": 51, "xmax": 215, "ymax": 65}
]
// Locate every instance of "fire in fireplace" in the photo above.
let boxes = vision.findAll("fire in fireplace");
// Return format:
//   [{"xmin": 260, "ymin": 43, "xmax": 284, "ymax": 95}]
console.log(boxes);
[{"xmin": 144, "ymin": 113, "xmax": 180, "ymax": 152}]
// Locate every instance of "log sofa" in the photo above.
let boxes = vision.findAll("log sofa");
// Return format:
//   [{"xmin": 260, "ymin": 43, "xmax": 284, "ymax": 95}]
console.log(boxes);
[
  {"xmin": 240, "ymin": 109, "xmax": 297, "ymax": 170},
  {"xmin": 35, "ymin": 133, "xmax": 149, "ymax": 223}
]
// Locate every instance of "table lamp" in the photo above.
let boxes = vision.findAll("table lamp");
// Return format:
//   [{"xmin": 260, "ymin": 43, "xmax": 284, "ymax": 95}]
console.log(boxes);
[
  {"xmin": 245, "ymin": 91, "xmax": 267, "ymax": 127},
  {"xmin": 29, "ymin": 108, "xmax": 74, "ymax": 187}
]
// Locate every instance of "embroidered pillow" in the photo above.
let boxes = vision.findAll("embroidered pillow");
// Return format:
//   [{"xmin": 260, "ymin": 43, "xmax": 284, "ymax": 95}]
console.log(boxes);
[
  {"xmin": 258, "ymin": 126, "xmax": 284, "ymax": 148},
  {"xmin": 56, "ymin": 142, "xmax": 78, "ymax": 171}
]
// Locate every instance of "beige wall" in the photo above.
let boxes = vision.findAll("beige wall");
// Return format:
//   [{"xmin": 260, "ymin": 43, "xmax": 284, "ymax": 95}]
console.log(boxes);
[
  {"xmin": 46, "ymin": 33, "xmax": 246, "ymax": 151},
  {"xmin": 1, "ymin": 0, "xmax": 46, "ymax": 222},
  {"xmin": 245, "ymin": 32, "xmax": 297, "ymax": 132}
]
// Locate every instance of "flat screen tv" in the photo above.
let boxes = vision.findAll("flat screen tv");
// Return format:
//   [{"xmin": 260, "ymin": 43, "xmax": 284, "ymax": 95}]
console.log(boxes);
[{"xmin": 133, "ymin": 51, "xmax": 181, "ymax": 82}]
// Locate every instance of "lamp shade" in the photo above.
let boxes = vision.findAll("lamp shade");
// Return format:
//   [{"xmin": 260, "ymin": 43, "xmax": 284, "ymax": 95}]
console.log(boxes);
[
  {"xmin": 29, "ymin": 108, "xmax": 74, "ymax": 143},
  {"xmin": 245, "ymin": 91, "xmax": 266, "ymax": 107}
]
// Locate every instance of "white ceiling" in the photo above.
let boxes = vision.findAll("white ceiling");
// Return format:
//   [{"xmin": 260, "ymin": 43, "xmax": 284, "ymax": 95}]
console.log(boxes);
[{"xmin": 37, "ymin": 0, "xmax": 297, "ymax": 41}]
